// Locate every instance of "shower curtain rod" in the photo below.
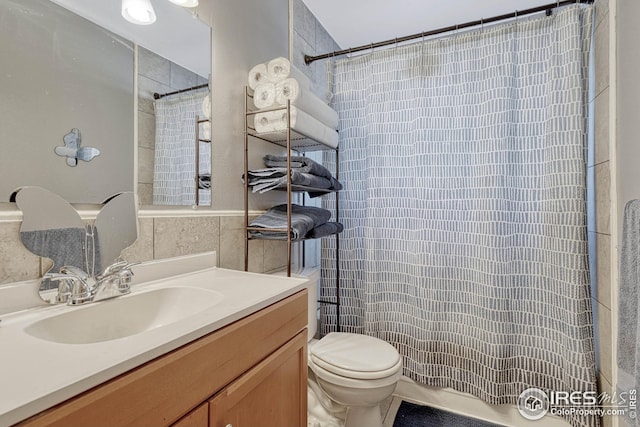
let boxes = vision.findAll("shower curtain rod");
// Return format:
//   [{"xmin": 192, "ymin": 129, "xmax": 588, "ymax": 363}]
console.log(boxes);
[
  {"xmin": 304, "ymin": 0, "xmax": 594, "ymax": 65},
  {"xmin": 153, "ymin": 83, "xmax": 208, "ymax": 100}
]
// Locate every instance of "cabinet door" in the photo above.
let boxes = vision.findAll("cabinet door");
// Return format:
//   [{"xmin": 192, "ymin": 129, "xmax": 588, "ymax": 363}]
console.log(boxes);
[
  {"xmin": 209, "ymin": 331, "xmax": 307, "ymax": 427},
  {"xmin": 172, "ymin": 403, "xmax": 208, "ymax": 427}
]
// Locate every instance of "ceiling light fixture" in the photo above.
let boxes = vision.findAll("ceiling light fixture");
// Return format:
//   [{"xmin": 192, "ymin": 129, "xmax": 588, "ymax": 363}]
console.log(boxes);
[
  {"xmin": 121, "ymin": 0, "xmax": 157, "ymax": 25},
  {"xmin": 167, "ymin": 0, "xmax": 199, "ymax": 8}
]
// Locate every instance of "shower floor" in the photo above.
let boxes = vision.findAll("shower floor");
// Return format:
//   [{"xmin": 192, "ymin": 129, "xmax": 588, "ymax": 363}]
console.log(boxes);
[{"xmin": 382, "ymin": 397, "xmax": 505, "ymax": 427}]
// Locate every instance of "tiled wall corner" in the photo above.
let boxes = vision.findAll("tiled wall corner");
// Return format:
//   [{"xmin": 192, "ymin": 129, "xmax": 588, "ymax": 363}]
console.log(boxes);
[{"xmin": 292, "ymin": 0, "xmax": 340, "ymax": 102}]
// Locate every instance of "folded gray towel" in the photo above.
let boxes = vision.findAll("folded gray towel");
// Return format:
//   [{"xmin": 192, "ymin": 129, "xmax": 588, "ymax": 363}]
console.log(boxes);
[
  {"xmin": 262, "ymin": 154, "xmax": 343, "ymax": 192},
  {"xmin": 305, "ymin": 222, "xmax": 343, "ymax": 239},
  {"xmin": 249, "ymin": 204, "xmax": 331, "ymax": 240},
  {"xmin": 247, "ymin": 169, "xmax": 335, "ymax": 197}
]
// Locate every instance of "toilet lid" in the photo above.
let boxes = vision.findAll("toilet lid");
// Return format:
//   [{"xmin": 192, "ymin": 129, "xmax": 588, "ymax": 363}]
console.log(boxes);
[{"xmin": 310, "ymin": 332, "xmax": 402, "ymax": 380}]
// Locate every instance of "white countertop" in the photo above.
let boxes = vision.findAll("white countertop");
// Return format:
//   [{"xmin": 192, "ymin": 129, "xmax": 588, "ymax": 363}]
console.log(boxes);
[{"xmin": 0, "ymin": 258, "xmax": 307, "ymax": 426}]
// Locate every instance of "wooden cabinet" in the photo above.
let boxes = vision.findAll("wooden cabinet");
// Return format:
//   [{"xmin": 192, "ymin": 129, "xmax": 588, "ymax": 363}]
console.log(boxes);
[
  {"xmin": 172, "ymin": 403, "xmax": 208, "ymax": 427},
  {"xmin": 209, "ymin": 331, "xmax": 307, "ymax": 427},
  {"xmin": 17, "ymin": 290, "xmax": 308, "ymax": 427}
]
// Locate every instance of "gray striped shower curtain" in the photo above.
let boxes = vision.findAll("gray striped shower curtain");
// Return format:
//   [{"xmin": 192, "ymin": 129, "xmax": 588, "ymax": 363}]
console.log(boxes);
[{"xmin": 321, "ymin": 5, "xmax": 597, "ymax": 427}]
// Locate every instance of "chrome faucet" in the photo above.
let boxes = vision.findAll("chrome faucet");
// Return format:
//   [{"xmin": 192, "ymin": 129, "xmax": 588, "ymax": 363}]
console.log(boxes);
[{"xmin": 44, "ymin": 261, "xmax": 136, "ymax": 305}]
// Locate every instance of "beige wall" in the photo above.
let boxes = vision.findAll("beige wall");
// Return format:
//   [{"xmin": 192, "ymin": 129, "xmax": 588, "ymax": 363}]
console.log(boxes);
[{"xmin": 591, "ymin": 1, "xmax": 615, "ymax": 422}]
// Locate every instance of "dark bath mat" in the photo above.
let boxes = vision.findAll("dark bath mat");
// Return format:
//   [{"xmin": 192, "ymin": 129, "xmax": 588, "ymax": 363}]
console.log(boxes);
[{"xmin": 393, "ymin": 400, "xmax": 503, "ymax": 427}]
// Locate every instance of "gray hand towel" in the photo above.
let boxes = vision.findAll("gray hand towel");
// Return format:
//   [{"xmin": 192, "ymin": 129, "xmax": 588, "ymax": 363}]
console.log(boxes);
[{"xmin": 618, "ymin": 199, "xmax": 640, "ymax": 427}]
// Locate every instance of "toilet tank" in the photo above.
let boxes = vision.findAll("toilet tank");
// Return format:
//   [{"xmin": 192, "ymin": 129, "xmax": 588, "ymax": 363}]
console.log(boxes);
[{"xmin": 271, "ymin": 266, "xmax": 319, "ymax": 340}]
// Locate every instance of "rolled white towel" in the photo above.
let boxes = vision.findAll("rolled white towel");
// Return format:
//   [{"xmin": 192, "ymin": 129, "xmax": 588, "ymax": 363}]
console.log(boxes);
[
  {"xmin": 201, "ymin": 93, "xmax": 211, "ymax": 119},
  {"xmin": 267, "ymin": 56, "xmax": 312, "ymax": 88},
  {"xmin": 248, "ymin": 63, "xmax": 272, "ymax": 90},
  {"xmin": 254, "ymin": 106, "xmax": 339, "ymax": 149},
  {"xmin": 275, "ymin": 78, "xmax": 339, "ymax": 129},
  {"xmin": 253, "ymin": 82, "xmax": 276, "ymax": 109}
]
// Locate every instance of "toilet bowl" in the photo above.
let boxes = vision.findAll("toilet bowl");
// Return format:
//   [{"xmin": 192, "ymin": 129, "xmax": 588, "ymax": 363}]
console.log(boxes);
[
  {"xmin": 272, "ymin": 267, "xmax": 403, "ymax": 427},
  {"xmin": 309, "ymin": 332, "xmax": 403, "ymax": 427}
]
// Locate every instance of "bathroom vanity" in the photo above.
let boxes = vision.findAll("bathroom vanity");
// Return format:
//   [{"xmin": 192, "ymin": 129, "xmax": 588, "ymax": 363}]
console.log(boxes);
[{"xmin": 0, "ymin": 256, "xmax": 308, "ymax": 427}]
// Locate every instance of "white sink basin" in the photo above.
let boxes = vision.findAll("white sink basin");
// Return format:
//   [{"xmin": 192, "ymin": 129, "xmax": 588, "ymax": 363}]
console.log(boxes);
[{"xmin": 24, "ymin": 286, "xmax": 224, "ymax": 344}]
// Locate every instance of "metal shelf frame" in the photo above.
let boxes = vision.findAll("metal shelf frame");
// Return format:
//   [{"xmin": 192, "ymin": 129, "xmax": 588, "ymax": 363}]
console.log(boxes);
[{"xmin": 243, "ymin": 86, "xmax": 341, "ymax": 332}]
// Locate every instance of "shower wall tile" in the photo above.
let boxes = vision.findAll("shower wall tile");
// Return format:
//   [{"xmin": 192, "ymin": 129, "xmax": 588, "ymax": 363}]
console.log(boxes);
[
  {"xmin": 292, "ymin": 0, "xmax": 340, "ymax": 102},
  {"xmin": 138, "ymin": 47, "xmax": 171, "ymax": 87},
  {"xmin": 595, "ymin": 232, "xmax": 611, "ymax": 309},
  {"xmin": 247, "ymin": 240, "xmax": 265, "ymax": 273},
  {"xmin": 138, "ymin": 75, "xmax": 171, "ymax": 116},
  {"xmin": 293, "ymin": 31, "xmax": 315, "ymax": 83},
  {"xmin": 138, "ymin": 147, "xmax": 154, "ymax": 185},
  {"xmin": 263, "ymin": 240, "xmax": 289, "ymax": 272},
  {"xmin": 596, "ymin": 300, "xmax": 613, "ymax": 387},
  {"xmin": 138, "ymin": 111, "xmax": 156, "ymax": 150},
  {"xmin": 598, "ymin": 374, "xmax": 614, "ymax": 427},
  {"xmin": 137, "ymin": 184, "xmax": 153, "ymax": 206},
  {"xmin": 170, "ymin": 63, "xmax": 200, "ymax": 92},
  {"xmin": 153, "ymin": 216, "xmax": 220, "ymax": 260},
  {"xmin": 594, "ymin": 88, "xmax": 610, "ymax": 165},
  {"xmin": 219, "ymin": 216, "xmax": 244, "ymax": 271},
  {"xmin": 594, "ymin": 12, "xmax": 609, "ymax": 97},
  {"xmin": 122, "ymin": 217, "xmax": 154, "ymax": 263},
  {"xmin": 293, "ymin": 0, "xmax": 316, "ymax": 47},
  {"xmin": 595, "ymin": 0, "xmax": 609, "ymax": 32},
  {"xmin": 0, "ymin": 221, "xmax": 40, "ymax": 285},
  {"xmin": 595, "ymin": 161, "xmax": 611, "ymax": 234}
]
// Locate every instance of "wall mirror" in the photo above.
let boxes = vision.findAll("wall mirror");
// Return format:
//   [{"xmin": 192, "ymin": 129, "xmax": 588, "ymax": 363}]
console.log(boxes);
[{"xmin": 0, "ymin": 0, "xmax": 212, "ymax": 207}]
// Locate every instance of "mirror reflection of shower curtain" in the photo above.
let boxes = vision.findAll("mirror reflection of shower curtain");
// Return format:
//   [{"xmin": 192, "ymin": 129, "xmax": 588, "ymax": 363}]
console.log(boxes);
[
  {"xmin": 322, "ymin": 5, "xmax": 597, "ymax": 427},
  {"xmin": 153, "ymin": 89, "xmax": 210, "ymax": 206}
]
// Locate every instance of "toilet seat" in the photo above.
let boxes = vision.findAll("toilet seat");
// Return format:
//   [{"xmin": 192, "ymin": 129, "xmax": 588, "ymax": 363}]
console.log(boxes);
[
  {"xmin": 310, "ymin": 332, "xmax": 402, "ymax": 380},
  {"xmin": 310, "ymin": 358, "xmax": 402, "ymax": 389}
]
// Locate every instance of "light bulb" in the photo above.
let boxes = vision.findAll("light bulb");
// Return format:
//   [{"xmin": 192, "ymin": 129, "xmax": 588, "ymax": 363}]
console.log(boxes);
[
  {"xmin": 167, "ymin": 0, "xmax": 199, "ymax": 8},
  {"xmin": 121, "ymin": 0, "xmax": 157, "ymax": 25}
]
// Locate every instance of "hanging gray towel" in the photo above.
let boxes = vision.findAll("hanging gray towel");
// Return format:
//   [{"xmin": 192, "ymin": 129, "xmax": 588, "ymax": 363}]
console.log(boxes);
[
  {"xmin": 618, "ymin": 199, "xmax": 640, "ymax": 427},
  {"xmin": 20, "ymin": 227, "xmax": 87, "ymax": 272}
]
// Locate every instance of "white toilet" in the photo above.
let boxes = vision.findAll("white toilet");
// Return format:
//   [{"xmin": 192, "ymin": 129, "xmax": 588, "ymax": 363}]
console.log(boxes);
[{"xmin": 275, "ymin": 267, "xmax": 403, "ymax": 427}]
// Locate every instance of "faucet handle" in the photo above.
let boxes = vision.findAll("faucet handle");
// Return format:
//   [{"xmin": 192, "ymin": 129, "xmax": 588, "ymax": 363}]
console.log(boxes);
[
  {"xmin": 42, "ymin": 273, "xmax": 77, "ymax": 303},
  {"xmin": 58, "ymin": 265, "xmax": 91, "ymax": 281},
  {"xmin": 99, "ymin": 260, "xmax": 139, "ymax": 278},
  {"xmin": 56, "ymin": 266, "xmax": 95, "ymax": 305},
  {"xmin": 42, "ymin": 272, "xmax": 84, "ymax": 303}
]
